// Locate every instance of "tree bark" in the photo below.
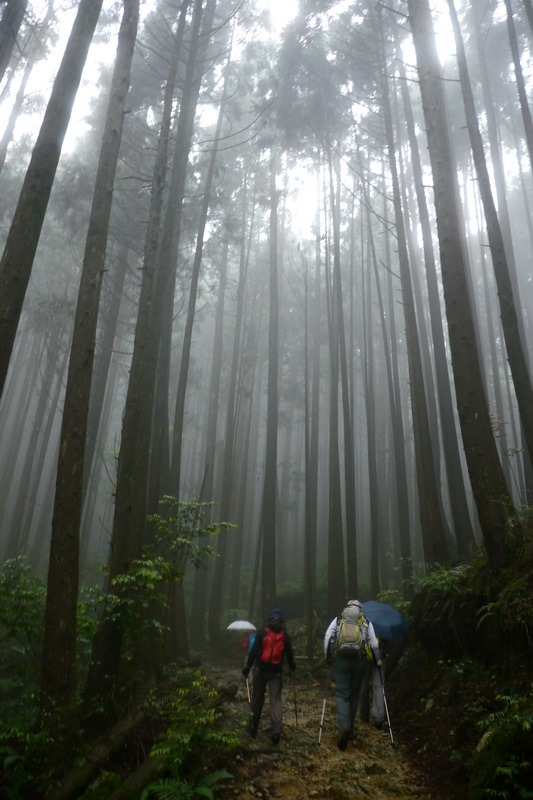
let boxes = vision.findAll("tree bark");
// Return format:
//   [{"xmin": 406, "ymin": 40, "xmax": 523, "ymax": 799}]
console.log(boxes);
[
  {"xmin": 40, "ymin": 0, "xmax": 139, "ymax": 722},
  {"xmin": 362, "ymin": 220, "xmax": 380, "ymax": 595},
  {"xmin": 227, "ymin": 175, "xmax": 255, "ymax": 611},
  {"xmin": 328, "ymin": 150, "xmax": 358, "ymax": 594},
  {"xmin": 503, "ymin": 0, "xmax": 533, "ymax": 170},
  {"xmin": 0, "ymin": 0, "xmax": 104, "ymax": 398},
  {"xmin": 523, "ymin": 0, "xmax": 533, "ymax": 37},
  {"xmin": 5, "ymin": 326, "xmax": 67, "ymax": 557},
  {"xmin": 169, "ymin": 30, "xmax": 231, "ymax": 498},
  {"xmin": 448, "ymin": 0, "xmax": 533, "ymax": 469},
  {"xmin": 324, "ymin": 158, "xmax": 346, "ymax": 616},
  {"xmin": 0, "ymin": 0, "xmax": 28, "ymax": 84},
  {"xmin": 190, "ymin": 237, "xmax": 229, "ymax": 645},
  {"xmin": 397, "ymin": 55, "xmax": 475, "ymax": 560},
  {"xmin": 365, "ymin": 167, "xmax": 413, "ymax": 589},
  {"xmin": 82, "ymin": 2, "xmax": 193, "ymax": 722},
  {"xmin": 0, "ymin": 59, "xmax": 32, "ymax": 173},
  {"xmin": 260, "ymin": 147, "xmax": 280, "ymax": 613},
  {"xmin": 407, "ymin": 0, "xmax": 514, "ymax": 569},
  {"xmin": 379, "ymin": 11, "xmax": 449, "ymax": 565},
  {"xmin": 304, "ymin": 186, "xmax": 321, "ymax": 658}
]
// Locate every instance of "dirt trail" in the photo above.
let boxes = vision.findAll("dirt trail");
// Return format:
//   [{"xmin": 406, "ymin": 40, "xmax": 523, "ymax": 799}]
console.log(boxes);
[{"xmin": 208, "ymin": 663, "xmax": 442, "ymax": 800}]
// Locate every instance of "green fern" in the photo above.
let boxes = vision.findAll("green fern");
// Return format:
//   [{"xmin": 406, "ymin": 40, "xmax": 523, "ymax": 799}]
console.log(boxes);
[
  {"xmin": 141, "ymin": 768, "xmax": 233, "ymax": 799},
  {"xmin": 472, "ymin": 693, "xmax": 533, "ymax": 799}
]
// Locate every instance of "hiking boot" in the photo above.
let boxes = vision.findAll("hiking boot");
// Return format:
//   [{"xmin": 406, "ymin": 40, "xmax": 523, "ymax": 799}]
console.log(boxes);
[
  {"xmin": 270, "ymin": 732, "xmax": 281, "ymax": 745},
  {"xmin": 337, "ymin": 729, "xmax": 350, "ymax": 751}
]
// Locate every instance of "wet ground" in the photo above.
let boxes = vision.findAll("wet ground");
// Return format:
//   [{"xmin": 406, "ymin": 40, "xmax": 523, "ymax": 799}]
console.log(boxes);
[{"xmin": 208, "ymin": 663, "xmax": 445, "ymax": 800}]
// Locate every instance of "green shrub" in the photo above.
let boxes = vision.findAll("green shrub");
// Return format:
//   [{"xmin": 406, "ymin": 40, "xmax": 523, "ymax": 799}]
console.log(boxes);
[
  {"xmin": 468, "ymin": 693, "xmax": 533, "ymax": 800},
  {"xmin": 142, "ymin": 669, "xmax": 238, "ymax": 798},
  {"xmin": 0, "ymin": 557, "xmax": 45, "ymax": 692}
]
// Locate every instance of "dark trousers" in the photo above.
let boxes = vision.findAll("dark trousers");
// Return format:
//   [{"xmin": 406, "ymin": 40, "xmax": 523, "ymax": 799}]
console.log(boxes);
[
  {"xmin": 333, "ymin": 654, "xmax": 367, "ymax": 732},
  {"xmin": 251, "ymin": 666, "xmax": 283, "ymax": 735}
]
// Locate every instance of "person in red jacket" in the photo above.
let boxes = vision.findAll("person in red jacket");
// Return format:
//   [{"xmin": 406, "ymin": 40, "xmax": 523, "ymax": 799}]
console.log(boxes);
[{"xmin": 242, "ymin": 608, "xmax": 296, "ymax": 744}]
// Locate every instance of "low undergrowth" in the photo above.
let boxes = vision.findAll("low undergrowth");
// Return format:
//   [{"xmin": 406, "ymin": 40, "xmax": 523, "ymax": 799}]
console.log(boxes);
[
  {"xmin": 391, "ymin": 519, "xmax": 533, "ymax": 800},
  {"xmin": 0, "ymin": 516, "xmax": 531, "ymax": 798}
]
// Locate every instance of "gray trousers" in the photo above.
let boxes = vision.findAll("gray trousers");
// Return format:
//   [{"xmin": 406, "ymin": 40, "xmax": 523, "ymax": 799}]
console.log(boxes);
[
  {"xmin": 369, "ymin": 663, "xmax": 385, "ymax": 726},
  {"xmin": 360, "ymin": 662, "xmax": 386, "ymax": 726},
  {"xmin": 251, "ymin": 666, "xmax": 283, "ymax": 735}
]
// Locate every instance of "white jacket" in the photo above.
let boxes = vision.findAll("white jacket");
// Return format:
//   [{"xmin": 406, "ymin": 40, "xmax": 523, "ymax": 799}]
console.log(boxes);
[{"xmin": 324, "ymin": 608, "xmax": 381, "ymax": 661}]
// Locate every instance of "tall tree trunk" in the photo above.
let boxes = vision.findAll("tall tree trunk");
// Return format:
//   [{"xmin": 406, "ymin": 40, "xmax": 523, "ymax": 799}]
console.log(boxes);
[
  {"xmin": 362, "ymin": 222, "xmax": 380, "ymax": 595},
  {"xmin": 0, "ymin": 0, "xmax": 54, "ymax": 173},
  {"xmin": 523, "ymin": 0, "xmax": 533, "ymax": 36},
  {"xmin": 40, "ymin": 0, "xmax": 139, "ymax": 727},
  {"xmin": 327, "ymin": 149, "xmax": 358, "ymax": 594},
  {"xmin": 304, "ymin": 186, "xmax": 321, "ymax": 658},
  {"xmin": 247, "ymin": 307, "xmax": 268, "ymax": 621},
  {"xmin": 156, "ymin": 0, "xmax": 219, "ymax": 663},
  {"xmin": 260, "ymin": 147, "xmax": 280, "ymax": 613},
  {"xmin": 470, "ymin": 2, "xmax": 531, "ymax": 344},
  {"xmin": 397, "ymin": 55, "xmax": 475, "ymax": 560},
  {"xmin": 237, "ymin": 325, "xmax": 263, "ymax": 619},
  {"xmin": 169, "ymin": 29, "xmax": 230, "ymax": 497},
  {"xmin": 407, "ymin": 0, "xmax": 514, "ymax": 570},
  {"xmin": 0, "ymin": 58, "xmax": 32, "ymax": 172},
  {"xmin": 0, "ymin": 0, "xmax": 104, "ymax": 398},
  {"xmin": 21, "ymin": 350, "xmax": 68, "ymax": 561},
  {"xmin": 448, "ymin": 0, "xmax": 533, "ymax": 468},
  {"xmin": 0, "ymin": 0, "xmax": 28, "ymax": 84},
  {"xmin": 148, "ymin": 0, "xmax": 216, "ymax": 522},
  {"xmin": 19, "ymin": 350, "xmax": 68, "ymax": 572},
  {"xmin": 83, "ymin": 1, "xmax": 193, "ymax": 721},
  {"xmin": 227, "ymin": 176, "xmax": 255, "ymax": 610},
  {"xmin": 324, "ymin": 163, "xmax": 346, "ymax": 616},
  {"xmin": 0, "ymin": 332, "xmax": 44, "ymax": 541},
  {"xmin": 379, "ymin": 12, "xmax": 449, "ymax": 565},
  {"xmin": 503, "ymin": 0, "xmax": 533, "ymax": 170},
  {"xmin": 81, "ymin": 243, "xmax": 130, "ymax": 508},
  {"xmin": 4, "ymin": 326, "xmax": 65, "ymax": 557},
  {"xmin": 470, "ymin": 5, "xmax": 533, "ymax": 497},
  {"xmin": 144, "ymin": 0, "xmax": 193, "ymax": 520},
  {"xmin": 190, "ymin": 236, "xmax": 229, "ymax": 645},
  {"xmin": 366, "ymin": 185, "xmax": 413, "ymax": 589}
]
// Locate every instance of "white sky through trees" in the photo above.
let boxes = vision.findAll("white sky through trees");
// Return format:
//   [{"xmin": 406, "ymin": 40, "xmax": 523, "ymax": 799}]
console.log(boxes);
[
  {"xmin": 0, "ymin": 0, "xmax": 485, "ymax": 241},
  {"xmin": 269, "ymin": 0, "xmax": 299, "ymax": 31}
]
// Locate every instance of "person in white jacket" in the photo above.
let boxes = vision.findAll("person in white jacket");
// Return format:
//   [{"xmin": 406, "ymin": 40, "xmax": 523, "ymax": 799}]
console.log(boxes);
[{"xmin": 324, "ymin": 599, "xmax": 382, "ymax": 750}]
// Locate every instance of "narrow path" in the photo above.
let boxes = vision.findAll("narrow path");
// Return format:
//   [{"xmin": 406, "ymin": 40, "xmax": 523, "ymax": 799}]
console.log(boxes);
[{"xmin": 209, "ymin": 663, "xmax": 441, "ymax": 800}]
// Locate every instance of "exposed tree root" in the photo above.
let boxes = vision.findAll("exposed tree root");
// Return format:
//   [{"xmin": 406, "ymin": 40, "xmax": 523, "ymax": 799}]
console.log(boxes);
[{"xmin": 48, "ymin": 708, "xmax": 145, "ymax": 800}]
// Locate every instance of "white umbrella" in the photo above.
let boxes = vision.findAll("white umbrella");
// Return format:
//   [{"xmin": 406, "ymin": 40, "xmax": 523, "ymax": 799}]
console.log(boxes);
[{"xmin": 226, "ymin": 619, "xmax": 257, "ymax": 632}]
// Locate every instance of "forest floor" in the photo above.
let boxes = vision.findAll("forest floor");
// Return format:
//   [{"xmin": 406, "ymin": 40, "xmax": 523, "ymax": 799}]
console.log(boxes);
[{"xmin": 204, "ymin": 655, "xmax": 466, "ymax": 800}]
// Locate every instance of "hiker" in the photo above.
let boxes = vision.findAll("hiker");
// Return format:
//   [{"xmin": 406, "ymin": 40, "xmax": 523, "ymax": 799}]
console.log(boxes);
[
  {"xmin": 324, "ymin": 599, "xmax": 382, "ymax": 750},
  {"xmin": 240, "ymin": 631, "xmax": 257, "ymax": 663},
  {"xmin": 242, "ymin": 608, "xmax": 296, "ymax": 744},
  {"xmin": 360, "ymin": 638, "xmax": 388, "ymax": 729}
]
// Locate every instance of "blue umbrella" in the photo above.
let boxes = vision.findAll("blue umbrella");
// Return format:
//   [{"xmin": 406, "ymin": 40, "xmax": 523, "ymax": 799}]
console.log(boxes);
[{"xmin": 362, "ymin": 601, "xmax": 408, "ymax": 641}]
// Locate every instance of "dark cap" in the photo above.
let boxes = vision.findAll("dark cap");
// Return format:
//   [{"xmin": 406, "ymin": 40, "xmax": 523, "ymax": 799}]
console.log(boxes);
[{"xmin": 267, "ymin": 608, "xmax": 284, "ymax": 622}]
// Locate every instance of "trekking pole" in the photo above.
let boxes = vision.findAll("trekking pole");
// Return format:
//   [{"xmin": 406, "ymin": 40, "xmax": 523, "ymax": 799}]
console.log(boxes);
[
  {"xmin": 379, "ymin": 666, "xmax": 394, "ymax": 745},
  {"xmin": 318, "ymin": 696, "xmax": 327, "ymax": 744},
  {"xmin": 318, "ymin": 669, "xmax": 329, "ymax": 744},
  {"xmin": 245, "ymin": 674, "xmax": 254, "ymax": 733},
  {"xmin": 290, "ymin": 670, "xmax": 298, "ymax": 726}
]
